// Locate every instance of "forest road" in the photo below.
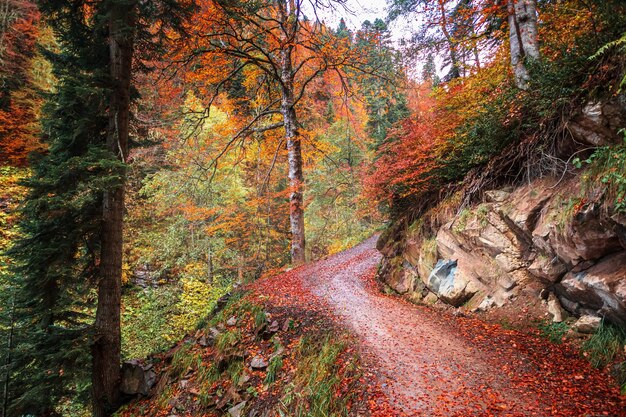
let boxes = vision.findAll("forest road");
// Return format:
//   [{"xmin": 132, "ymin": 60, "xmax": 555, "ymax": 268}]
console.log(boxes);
[{"xmin": 253, "ymin": 235, "xmax": 625, "ymax": 416}]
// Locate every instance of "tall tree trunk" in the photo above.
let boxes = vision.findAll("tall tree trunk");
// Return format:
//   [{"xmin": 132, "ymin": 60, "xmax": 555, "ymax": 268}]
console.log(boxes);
[
  {"xmin": 1, "ymin": 292, "xmax": 15, "ymax": 417},
  {"xmin": 281, "ymin": 75, "xmax": 305, "ymax": 264},
  {"xmin": 508, "ymin": 0, "xmax": 540, "ymax": 89},
  {"xmin": 280, "ymin": 11, "xmax": 306, "ymax": 265},
  {"xmin": 92, "ymin": 2, "xmax": 134, "ymax": 416}
]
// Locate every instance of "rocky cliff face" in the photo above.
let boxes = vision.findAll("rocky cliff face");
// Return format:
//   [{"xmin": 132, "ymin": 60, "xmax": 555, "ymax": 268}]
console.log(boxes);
[{"xmin": 377, "ymin": 99, "xmax": 626, "ymax": 327}]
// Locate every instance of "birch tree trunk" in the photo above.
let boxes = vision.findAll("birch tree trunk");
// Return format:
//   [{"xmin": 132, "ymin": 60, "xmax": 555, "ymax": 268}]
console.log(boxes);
[
  {"xmin": 92, "ymin": 2, "xmax": 135, "ymax": 415},
  {"xmin": 508, "ymin": 0, "xmax": 540, "ymax": 89}
]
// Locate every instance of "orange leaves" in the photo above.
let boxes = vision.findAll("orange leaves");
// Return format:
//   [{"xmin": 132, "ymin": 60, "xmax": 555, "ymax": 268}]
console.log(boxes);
[
  {"xmin": 364, "ymin": 83, "xmax": 448, "ymax": 203},
  {"xmin": 0, "ymin": 0, "xmax": 45, "ymax": 166},
  {"xmin": 538, "ymin": 0, "xmax": 597, "ymax": 61}
]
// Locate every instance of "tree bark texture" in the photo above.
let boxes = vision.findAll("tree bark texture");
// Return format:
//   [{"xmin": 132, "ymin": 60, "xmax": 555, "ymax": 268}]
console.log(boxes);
[
  {"xmin": 280, "ymin": 0, "xmax": 306, "ymax": 265},
  {"xmin": 508, "ymin": 0, "xmax": 540, "ymax": 89},
  {"xmin": 92, "ymin": 2, "xmax": 134, "ymax": 416},
  {"xmin": 281, "ymin": 64, "xmax": 305, "ymax": 264}
]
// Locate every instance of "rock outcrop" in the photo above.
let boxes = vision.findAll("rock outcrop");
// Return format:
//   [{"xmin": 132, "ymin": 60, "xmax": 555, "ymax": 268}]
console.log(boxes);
[
  {"xmin": 377, "ymin": 175, "xmax": 626, "ymax": 326},
  {"xmin": 121, "ymin": 360, "xmax": 157, "ymax": 396}
]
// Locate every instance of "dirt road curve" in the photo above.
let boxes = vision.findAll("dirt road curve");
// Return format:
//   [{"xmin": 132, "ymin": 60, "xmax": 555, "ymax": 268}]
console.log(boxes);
[{"xmin": 254, "ymin": 236, "xmax": 625, "ymax": 416}]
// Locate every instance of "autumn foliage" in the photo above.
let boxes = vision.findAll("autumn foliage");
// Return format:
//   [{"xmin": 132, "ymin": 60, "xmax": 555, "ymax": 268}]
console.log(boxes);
[
  {"xmin": 0, "ymin": 0, "xmax": 45, "ymax": 166},
  {"xmin": 366, "ymin": 0, "xmax": 626, "ymax": 211}
]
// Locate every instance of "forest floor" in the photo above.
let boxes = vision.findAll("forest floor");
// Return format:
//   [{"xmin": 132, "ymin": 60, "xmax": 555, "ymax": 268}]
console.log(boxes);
[{"xmin": 250, "ymin": 235, "xmax": 626, "ymax": 416}]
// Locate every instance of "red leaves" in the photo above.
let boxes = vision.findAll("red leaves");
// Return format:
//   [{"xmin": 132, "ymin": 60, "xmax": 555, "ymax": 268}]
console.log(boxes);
[
  {"xmin": 249, "ymin": 237, "xmax": 625, "ymax": 416},
  {"xmin": 0, "ymin": 1, "xmax": 44, "ymax": 166},
  {"xmin": 364, "ymin": 83, "xmax": 451, "ymax": 205}
]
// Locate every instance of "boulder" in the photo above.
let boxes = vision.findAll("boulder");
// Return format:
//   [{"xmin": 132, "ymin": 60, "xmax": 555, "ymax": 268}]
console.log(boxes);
[
  {"xmin": 250, "ymin": 355, "xmax": 268, "ymax": 370},
  {"xmin": 528, "ymin": 255, "xmax": 568, "ymax": 282},
  {"xmin": 558, "ymin": 251, "xmax": 626, "ymax": 326},
  {"xmin": 572, "ymin": 315, "xmax": 601, "ymax": 334},
  {"xmin": 566, "ymin": 100, "xmax": 625, "ymax": 147},
  {"xmin": 547, "ymin": 293, "xmax": 567, "ymax": 323},
  {"xmin": 427, "ymin": 260, "xmax": 478, "ymax": 307},
  {"xmin": 120, "ymin": 360, "xmax": 156, "ymax": 396},
  {"xmin": 228, "ymin": 402, "xmax": 246, "ymax": 417},
  {"xmin": 485, "ymin": 190, "xmax": 511, "ymax": 203}
]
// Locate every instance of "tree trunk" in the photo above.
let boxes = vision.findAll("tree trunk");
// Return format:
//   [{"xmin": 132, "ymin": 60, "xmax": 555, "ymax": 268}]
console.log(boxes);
[
  {"xmin": 437, "ymin": 0, "xmax": 461, "ymax": 80},
  {"xmin": 280, "ymin": 24, "xmax": 306, "ymax": 265},
  {"xmin": 206, "ymin": 244, "xmax": 213, "ymax": 285},
  {"xmin": 508, "ymin": 0, "xmax": 540, "ymax": 89},
  {"xmin": 1, "ymin": 292, "xmax": 15, "ymax": 417},
  {"xmin": 281, "ymin": 67, "xmax": 305, "ymax": 264},
  {"xmin": 92, "ymin": 2, "xmax": 134, "ymax": 416}
]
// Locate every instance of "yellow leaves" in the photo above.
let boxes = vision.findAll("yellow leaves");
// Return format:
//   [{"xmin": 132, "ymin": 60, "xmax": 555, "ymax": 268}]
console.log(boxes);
[
  {"xmin": 169, "ymin": 277, "xmax": 229, "ymax": 337},
  {"xmin": 0, "ymin": 167, "xmax": 28, "ymax": 274},
  {"xmin": 539, "ymin": 0, "xmax": 596, "ymax": 61},
  {"xmin": 121, "ymin": 262, "xmax": 132, "ymax": 285}
]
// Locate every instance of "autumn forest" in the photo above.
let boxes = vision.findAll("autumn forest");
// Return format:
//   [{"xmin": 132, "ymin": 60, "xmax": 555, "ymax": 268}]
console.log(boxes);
[{"xmin": 1, "ymin": 0, "xmax": 626, "ymax": 416}]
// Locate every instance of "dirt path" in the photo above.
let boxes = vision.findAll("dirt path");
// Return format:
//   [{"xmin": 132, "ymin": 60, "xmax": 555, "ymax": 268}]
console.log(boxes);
[{"xmin": 253, "ymin": 236, "xmax": 625, "ymax": 416}]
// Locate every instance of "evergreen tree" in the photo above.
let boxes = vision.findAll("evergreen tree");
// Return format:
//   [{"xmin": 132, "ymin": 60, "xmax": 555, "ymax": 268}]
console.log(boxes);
[
  {"xmin": 354, "ymin": 19, "xmax": 409, "ymax": 147},
  {"xmin": 421, "ymin": 54, "xmax": 440, "ymax": 85},
  {"xmin": 5, "ymin": 1, "xmax": 192, "ymax": 415},
  {"xmin": 7, "ymin": 2, "xmax": 112, "ymax": 413}
]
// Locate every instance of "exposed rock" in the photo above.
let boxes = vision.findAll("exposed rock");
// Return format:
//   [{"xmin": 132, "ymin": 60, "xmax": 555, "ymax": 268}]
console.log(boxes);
[
  {"xmin": 427, "ymin": 260, "xmax": 478, "ymax": 307},
  {"xmin": 547, "ymin": 293, "xmax": 567, "ymax": 323},
  {"xmin": 528, "ymin": 256, "xmax": 568, "ymax": 282},
  {"xmin": 495, "ymin": 253, "xmax": 524, "ymax": 273},
  {"xmin": 227, "ymin": 316, "xmax": 238, "ymax": 326},
  {"xmin": 502, "ymin": 181, "xmax": 553, "ymax": 235},
  {"xmin": 477, "ymin": 296, "xmax": 495, "ymax": 311},
  {"xmin": 485, "ymin": 190, "xmax": 510, "ymax": 203},
  {"xmin": 228, "ymin": 401, "xmax": 247, "ymax": 417},
  {"xmin": 120, "ymin": 360, "xmax": 156, "ymax": 396},
  {"xmin": 377, "ymin": 169, "xmax": 626, "ymax": 326},
  {"xmin": 572, "ymin": 315, "xmax": 601, "ymax": 334},
  {"xmin": 423, "ymin": 292, "xmax": 439, "ymax": 305},
  {"xmin": 250, "ymin": 355, "xmax": 268, "ymax": 370},
  {"xmin": 545, "ymin": 201, "xmax": 622, "ymax": 266},
  {"xmin": 558, "ymin": 251, "xmax": 626, "ymax": 326},
  {"xmin": 567, "ymin": 100, "xmax": 625, "ymax": 147},
  {"xmin": 268, "ymin": 320, "xmax": 280, "ymax": 333},
  {"xmin": 384, "ymin": 258, "xmax": 417, "ymax": 294}
]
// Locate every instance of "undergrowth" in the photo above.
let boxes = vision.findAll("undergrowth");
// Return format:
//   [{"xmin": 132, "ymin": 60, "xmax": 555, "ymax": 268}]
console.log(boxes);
[
  {"xmin": 538, "ymin": 321, "xmax": 569, "ymax": 344},
  {"xmin": 575, "ymin": 133, "xmax": 626, "ymax": 213},
  {"xmin": 582, "ymin": 321, "xmax": 626, "ymax": 369},
  {"xmin": 582, "ymin": 321, "xmax": 626, "ymax": 394},
  {"xmin": 278, "ymin": 335, "xmax": 359, "ymax": 417}
]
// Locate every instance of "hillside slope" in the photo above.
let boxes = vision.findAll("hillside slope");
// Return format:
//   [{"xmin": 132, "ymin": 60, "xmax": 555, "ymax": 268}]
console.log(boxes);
[{"xmin": 118, "ymin": 237, "xmax": 624, "ymax": 416}]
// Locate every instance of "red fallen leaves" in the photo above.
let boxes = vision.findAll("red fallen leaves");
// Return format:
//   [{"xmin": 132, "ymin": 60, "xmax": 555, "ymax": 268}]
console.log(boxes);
[{"xmin": 248, "ymin": 236, "xmax": 626, "ymax": 417}]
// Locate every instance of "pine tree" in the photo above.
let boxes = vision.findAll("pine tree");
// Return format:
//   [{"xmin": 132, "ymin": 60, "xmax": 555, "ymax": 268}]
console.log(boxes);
[
  {"xmin": 7, "ymin": 1, "xmax": 114, "ymax": 413},
  {"xmin": 6, "ymin": 0, "xmax": 192, "ymax": 414},
  {"xmin": 353, "ymin": 19, "xmax": 409, "ymax": 148}
]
